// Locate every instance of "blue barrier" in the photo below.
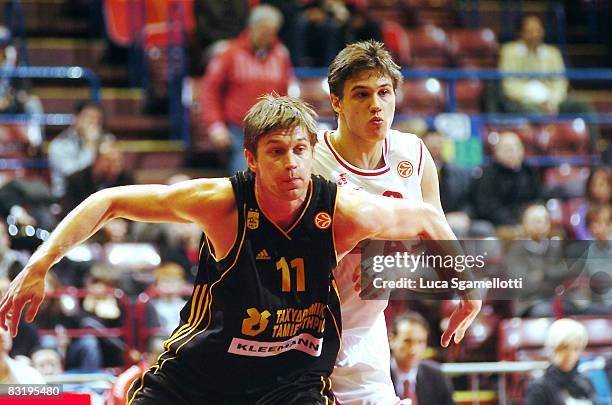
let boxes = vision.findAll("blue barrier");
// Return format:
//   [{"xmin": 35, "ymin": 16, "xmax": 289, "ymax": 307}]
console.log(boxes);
[
  {"xmin": 0, "ymin": 66, "xmax": 102, "ymax": 128},
  {"xmin": 295, "ymin": 67, "xmax": 612, "ymax": 115},
  {"xmin": 0, "ymin": 66, "xmax": 102, "ymax": 101}
]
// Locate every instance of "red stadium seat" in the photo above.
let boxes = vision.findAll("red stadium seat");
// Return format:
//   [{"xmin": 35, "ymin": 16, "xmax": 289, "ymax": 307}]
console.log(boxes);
[
  {"xmin": 382, "ymin": 21, "xmax": 411, "ymax": 67},
  {"xmin": 400, "ymin": 78, "xmax": 446, "ymax": 114},
  {"xmin": 536, "ymin": 120, "xmax": 591, "ymax": 156},
  {"xmin": 455, "ymin": 80, "xmax": 484, "ymax": 112},
  {"xmin": 406, "ymin": 25, "xmax": 450, "ymax": 68},
  {"xmin": 449, "ymin": 28, "xmax": 499, "ymax": 68},
  {"xmin": 0, "ymin": 124, "xmax": 29, "ymax": 159}
]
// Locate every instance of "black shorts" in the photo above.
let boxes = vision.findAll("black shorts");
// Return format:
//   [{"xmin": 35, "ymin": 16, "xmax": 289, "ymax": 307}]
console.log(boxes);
[{"xmin": 126, "ymin": 363, "xmax": 335, "ymax": 405}]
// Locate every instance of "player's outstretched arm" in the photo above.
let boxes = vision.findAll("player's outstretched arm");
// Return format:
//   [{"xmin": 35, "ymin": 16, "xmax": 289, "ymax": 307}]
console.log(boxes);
[
  {"xmin": 0, "ymin": 178, "xmax": 234, "ymax": 336},
  {"xmin": 333, "ymin": 188, "xmax": 481, "ymax": 347},
  {"xmin": 334, "ymin": 188, "xmax": 456, "ymax": 256}
]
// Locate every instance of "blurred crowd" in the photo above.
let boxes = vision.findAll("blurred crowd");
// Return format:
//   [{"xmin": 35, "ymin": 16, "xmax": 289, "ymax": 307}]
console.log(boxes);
[{"xmin": 0, "ymin": 0, "xmax": 610, "ymax": 404}]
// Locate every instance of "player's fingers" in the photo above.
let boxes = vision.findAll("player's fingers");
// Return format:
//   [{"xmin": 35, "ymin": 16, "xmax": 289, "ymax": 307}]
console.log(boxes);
[
  {"xmin": 440, "ymin": 305, "xmax": 470, "ymax": 347},
  {"xmin": 10, "ymin": 299, "xmax": 27, "ymax": 337},
  {"xmin": 25, "ymin": 295, "xmax": 43, "ymax": 323}
]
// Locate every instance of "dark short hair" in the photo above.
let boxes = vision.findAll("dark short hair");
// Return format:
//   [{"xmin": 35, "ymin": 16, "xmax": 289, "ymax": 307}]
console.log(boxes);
[
  {"xmin": 585, "ymin": 204, "xmax": 611, "ymax": 229},
  {"xmin": 243, "ymin": 95, "xmax": 318, "ymax": 154},
  {"xmin": 328, "ymin": 40, "xmax": 403, "ymax": 99},
  {"xmin": 74, "ymin": 100, "xmax": 103, "ymax": 115},
  {"xmin": 390, "ymin": 310, "xmax": 430, "ymax": 336},
  {"xmin": 586, "ymin": 166, "xmax": 611, "ymax": 202}
]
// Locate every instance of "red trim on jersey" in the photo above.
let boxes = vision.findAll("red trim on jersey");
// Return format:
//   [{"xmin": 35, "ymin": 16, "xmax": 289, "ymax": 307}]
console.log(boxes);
[
  {"xmin": 417, "ymin": 140, "xmax": 423, "ymax": 176},
  {"xmin": 323, "ymin": 131, "xmax": 390, "ymax": 177}
]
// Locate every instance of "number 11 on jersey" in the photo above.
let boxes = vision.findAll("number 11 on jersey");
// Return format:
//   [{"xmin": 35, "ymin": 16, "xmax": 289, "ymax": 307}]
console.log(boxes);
[{"xmin": 276, "ymin": 257, "xmax": 305, "ymax": 292}]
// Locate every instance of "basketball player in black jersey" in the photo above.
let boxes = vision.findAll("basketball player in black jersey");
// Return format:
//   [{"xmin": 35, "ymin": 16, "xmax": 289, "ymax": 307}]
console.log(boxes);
[{"xmin": 0, "ymin": 96, "xmax": 475, "ymax": 404}]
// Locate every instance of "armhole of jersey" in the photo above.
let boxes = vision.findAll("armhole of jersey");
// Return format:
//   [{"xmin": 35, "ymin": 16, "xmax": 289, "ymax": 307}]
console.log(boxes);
[
  {"xmin": 206, "ymin": 201, "xmax": 244, "ymax": 263},
  {"xmin": 208, "ymin": 175, "xmax": 246, "ymax": 263},
  {"xmin": 330, "ymin": 186, "xmax": 340, "ymax": 268},
  {"xmin": 417, "ymin": 139, "xmax": 424, "ymax": 179}
]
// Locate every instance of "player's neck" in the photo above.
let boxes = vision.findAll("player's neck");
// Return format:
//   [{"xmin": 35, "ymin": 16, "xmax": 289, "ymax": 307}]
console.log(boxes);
[
  {"xmin": 333, "ymin": 125, "xmax": 386, "ymax": 170},
  {"xmin": 255, "ymin": 180, "xmax": 310, "ymax": 230}
]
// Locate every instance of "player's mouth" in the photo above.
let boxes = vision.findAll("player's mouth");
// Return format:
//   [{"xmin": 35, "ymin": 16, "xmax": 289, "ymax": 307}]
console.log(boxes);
[{"xmin": 369, "ymin": 116, "xmax": 384, "ymax": 126}]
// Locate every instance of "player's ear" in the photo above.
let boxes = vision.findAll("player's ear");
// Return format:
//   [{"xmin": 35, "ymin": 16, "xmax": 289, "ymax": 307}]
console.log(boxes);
[
  {"xmin": 244, "ymin": 148, "xmax": 257, "ymax": 172},
  {"xmin": 330, "ymin": 93, "xmax": 342, "ymax": 115}
]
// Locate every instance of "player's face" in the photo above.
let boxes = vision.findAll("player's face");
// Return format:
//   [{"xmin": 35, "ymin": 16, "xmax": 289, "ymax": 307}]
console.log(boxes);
[
  {"xmin": 552, "ymin": 338, "xmax": 583, "ymax": 372},
  {"xmin": 391, "ymin": 321, "xmax": 428, "ymax": 370},
  {"xmin": 246, "ymin": 126, "xmax": 314, "ymax": 201},
  {"xmin": 331, "ymin": 71, "xmax": 395, "ymax": 143}
]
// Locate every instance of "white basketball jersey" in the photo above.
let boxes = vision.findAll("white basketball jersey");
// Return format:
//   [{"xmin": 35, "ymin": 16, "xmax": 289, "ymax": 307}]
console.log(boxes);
[
  {"xmin": 313, "ymin": 129, "xmax": 424, "ymax": 327},
  {"xmin": 313, "ymin": 129, "xmax": 425, "ymax": 405}
]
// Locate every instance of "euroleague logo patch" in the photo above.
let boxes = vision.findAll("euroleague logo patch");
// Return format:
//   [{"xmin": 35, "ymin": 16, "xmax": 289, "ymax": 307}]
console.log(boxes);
[
  {"xmin": 314, "ymin": 212, "xmax": 332, "ymax": 229},
  {"xmin": 397, "ymin": 160, "xmax": 414, "ymax": 178}
]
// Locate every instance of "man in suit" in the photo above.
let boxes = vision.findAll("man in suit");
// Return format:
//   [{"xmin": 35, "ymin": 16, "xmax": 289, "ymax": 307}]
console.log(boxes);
[{"xmin": 390, "ymin": 311, "xmax": 456, "ymax": 405}]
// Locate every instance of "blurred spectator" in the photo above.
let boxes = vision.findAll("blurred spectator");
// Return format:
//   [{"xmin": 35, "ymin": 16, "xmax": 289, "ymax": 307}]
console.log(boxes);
[
  {"xmin": 342, "ymin": 4, "xmax": 383, "ymax": 47},
  {"xmin": 35, "ymin": 272, "xmax": 102, "ymax": 371},
  {"xmin": 525, "ymin": 318, "xmax": 596, "ymax": 405},
  {"xmin": 148, "ymin": 263, "xmax": 188, "ymax": 337},
  {"xmin": 293, "ymin": 0, "xmax": 346, "ymax": 66},
  {"xmin": 390, "ymin": 311, "xmax": 455, "ymax": 405},
  {"xmin": 61, "ymin": 140, "xmax": 134, "ymax": 215},
  {"xmin": 579, "ymin": 205, "xmax": 612, "ymax": 313},
  {"xmin": 574, "ymin": 166, "xmax": 611, "ymax": 240},
  {"xmin": 0, "ymin": 328, "xmax": 45, "ymax": 383},
  {"xmin": 0, "ymin": 177, "xmax": 57, "ymax": 235},
  {"xmin": 423, "ymin": 131, "xmax": 493, "ymax": 237},
  {"xmin": 130, "ymin": 174, "xmax": 201, "ymax": 276},
  {"xmin": 82, "ymin": 264, "xmax": 126, "ymax": 367},
  {"xmin": 0, "ymin": 219, "xmax": 27, "ymax": 279},
  {"xmin": 194, "ymin": 0, "xmax": 250, "ymax": 62},
  {"xmin": 498, "ymin": 15, "xmax": 598, "ymax": 145},
  {"xmin": 506, "ymin": 204, "xmax": 568, "ymax": 317},
  {"xmin": 0, "ymin": 25, "xmax": 44, "ymax": 148},
  {"xmin": 48, "ymin": 100, "xmax": 114, "ymax": 197},
  {"xmin": 31, "ymin": 347, "xmax": 63, "ymax": 377},
  {"xmin": 474, "ymin": 132, "xmax": 541, "ymax": 227},
  {"xmin": 200, "ymin": 4, "xmax": 293, "ymax": 175}
]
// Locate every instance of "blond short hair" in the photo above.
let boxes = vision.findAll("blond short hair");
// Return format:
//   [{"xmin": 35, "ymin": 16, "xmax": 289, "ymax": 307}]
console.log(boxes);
[
  {"xmin": 545, "ymin": 318, "xmax": 588, "ymax": 355},
  {"xmin": 243, "ymin": 95, "xmax": 318, "ymax": 154}
]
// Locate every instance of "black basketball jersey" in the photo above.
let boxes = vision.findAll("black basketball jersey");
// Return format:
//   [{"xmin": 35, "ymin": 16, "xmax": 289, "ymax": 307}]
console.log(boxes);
[{"xmin": 134, "ymin": 171, "xmax": 342, "ymax": 404}]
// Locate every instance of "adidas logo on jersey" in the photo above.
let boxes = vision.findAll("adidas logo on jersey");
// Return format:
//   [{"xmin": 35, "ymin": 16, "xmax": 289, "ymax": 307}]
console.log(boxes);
[{"xmin": 256, "ymin": 249, "xmax": 271, "ymax": 260}]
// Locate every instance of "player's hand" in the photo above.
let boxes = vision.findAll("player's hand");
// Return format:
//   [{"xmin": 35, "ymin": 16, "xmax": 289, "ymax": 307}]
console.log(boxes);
[
  {"xmin": 0, "ymin": 265, "xmax": 47, "ymax": 337},
  {"xmin": 440, "ymin": 297, "xmax": 481, "ymax": 348},
  {"xmin": 209, "ymin": 125, "xmax": 232, "ymax": 150}
]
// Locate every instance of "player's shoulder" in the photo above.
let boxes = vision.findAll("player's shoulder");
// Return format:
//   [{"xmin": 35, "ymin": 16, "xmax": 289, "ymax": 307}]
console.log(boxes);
[{"xmin": 387, "ymin": 128, "xmax": 423, "ymax": 148}]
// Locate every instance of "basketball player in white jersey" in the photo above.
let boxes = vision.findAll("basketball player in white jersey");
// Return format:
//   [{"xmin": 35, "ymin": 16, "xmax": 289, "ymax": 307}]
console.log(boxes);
[{"xmin": 312, "ymin": 41, "xmax": 481, "ymax": 404}]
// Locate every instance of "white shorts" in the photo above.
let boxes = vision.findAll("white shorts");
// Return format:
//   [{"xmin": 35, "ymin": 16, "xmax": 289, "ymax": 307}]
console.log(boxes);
[{"xmin": 331, "ymin": 313, "xmax": 400, "ymax": 405}]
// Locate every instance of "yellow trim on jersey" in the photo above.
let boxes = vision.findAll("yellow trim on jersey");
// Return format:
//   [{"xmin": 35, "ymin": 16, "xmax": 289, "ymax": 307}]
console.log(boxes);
[
  {"xmin": 175, "ymin": 220, "xmax": 247, "ymax": 353},
  {"xmin": 206, "ymin": 203, "xmax": 242, "ymax": 262},
  {"xmin": 162, "ymin": 283, "xmax": 206, "ymax": 351},
  {"xmin": 330, "ymin": 186, "xmax": 339, "ymax": 266},
  {"xmin": 126, "ymin": 364, "xmax": 159, "ymax": 405},
  {"xmin": 328, "ymin": 279, "xmax": 342, "ymax": 352},
  {"xmin": 159, "ymin": 218, "xmax": 247, "ymax": 359},
  {"xmin": 285, "ymin": 179, "xmax": 313, "ymax": 234},
  {"xmin": 163, "ymin": 283, "xmax": 208, "ymax": 350},
  {"xmin": 255, "ymin": 179, "xmax": 313, "ymax": 240},
  {"xmin": 320, "ymin": 375, "xmax": 326, "ymax": 396}
]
